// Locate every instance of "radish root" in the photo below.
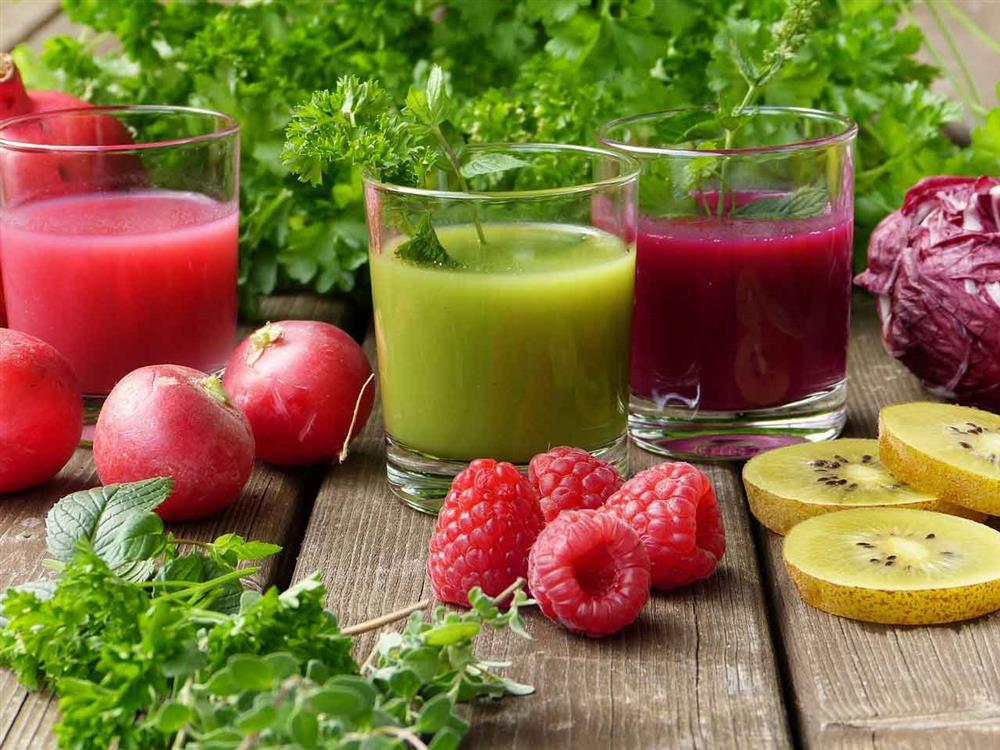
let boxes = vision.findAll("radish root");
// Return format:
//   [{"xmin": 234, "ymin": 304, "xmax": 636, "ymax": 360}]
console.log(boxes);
[{"xmin": 339, "ymin": 371, "xmax": 376, "ymax": 463}]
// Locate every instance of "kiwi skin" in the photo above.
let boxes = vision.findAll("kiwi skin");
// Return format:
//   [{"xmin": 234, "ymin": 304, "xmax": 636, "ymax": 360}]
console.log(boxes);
[
  {"xmin": 785, "ymin": 561, "xmax": 1000, "ymax": 625},
  {"xmin": 879, "ymin": 413, "xmax": 1000, "ymax": 516},
  {"xmin": 746, "ymin": 478, "xmax": 984, "ymax": 535}
]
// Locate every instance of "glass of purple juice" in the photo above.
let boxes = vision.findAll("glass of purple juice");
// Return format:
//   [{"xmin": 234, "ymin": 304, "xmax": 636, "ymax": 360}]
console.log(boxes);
[{"xmin": 598, "ymin": 107, "xmax": 857, "ymax": 460}]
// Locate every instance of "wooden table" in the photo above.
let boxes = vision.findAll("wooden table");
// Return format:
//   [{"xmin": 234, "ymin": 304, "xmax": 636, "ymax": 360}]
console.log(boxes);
[
  {"xmin": 4, "ymin": 5, "xmax": 1000, "ymax": 749},
  {"xmin": 4, "ymin": 291, "xmax": 1000, "ymax": 749}
]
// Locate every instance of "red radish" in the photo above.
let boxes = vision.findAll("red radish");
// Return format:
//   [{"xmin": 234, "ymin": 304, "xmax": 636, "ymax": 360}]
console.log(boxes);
[
  {"xmin": 0, "ymin": 329, "xmax": 82, "ymax": 493},
  {"xmin": 93, "ymin": 365, "xmax": 254, "ymax": 521},
  {"xmin": 223, "ymin": 321, "xmax": 375, "ymax": 466},
  {"xmin": 0, "ymin": 52, "xmax": 138, "ymax": 327}
]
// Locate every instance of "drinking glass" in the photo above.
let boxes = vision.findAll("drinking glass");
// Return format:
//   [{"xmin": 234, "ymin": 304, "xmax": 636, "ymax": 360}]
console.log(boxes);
[
  {"xmin": 365, "ymin": 143, "xmax": 639, "ymax": 513},
  {"xmin": 599, "ymin": 107, "xmax": 856, "ymax": 460},
  {"xmin": 0, "ymin": 105, "xmax": 240, "ymax": 404}
]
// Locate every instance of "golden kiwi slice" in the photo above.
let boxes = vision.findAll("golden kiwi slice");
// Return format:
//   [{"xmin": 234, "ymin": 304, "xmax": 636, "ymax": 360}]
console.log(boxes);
[
  {"xmin": 880, "ymin": 402, "xmax": 1000, "ymax": 515},
  {"xmin": 784, "ymin": 508, "xmax": 1000, "ymax": 624},
  {"xmin": 742, "ymin": 439, "xmax": 983, "ymax": 534}
]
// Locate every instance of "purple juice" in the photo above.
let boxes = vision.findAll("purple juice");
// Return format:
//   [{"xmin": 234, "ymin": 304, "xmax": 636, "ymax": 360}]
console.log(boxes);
[{"xmin": 631, "ymin": 213, "xmax": 853, "ymax": 412}]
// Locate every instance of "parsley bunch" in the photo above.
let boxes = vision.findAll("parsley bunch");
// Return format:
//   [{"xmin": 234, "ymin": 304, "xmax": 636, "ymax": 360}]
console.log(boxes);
[{"xmin": 0, "ymin": 479, "xmax": 533, "ymax": 749}]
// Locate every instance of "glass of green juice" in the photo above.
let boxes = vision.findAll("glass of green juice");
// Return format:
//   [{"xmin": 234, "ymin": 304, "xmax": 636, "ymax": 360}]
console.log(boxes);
[{"xmin": 364, "ymin": 143, "xmax": 639, "ymax": 513}]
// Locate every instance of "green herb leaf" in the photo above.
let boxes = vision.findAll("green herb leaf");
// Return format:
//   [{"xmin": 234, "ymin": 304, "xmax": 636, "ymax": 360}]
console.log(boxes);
[
  {"xmin": 395, "ymin": 215, "xmax": 462, "ymax": 269},
  {"xmin": 211, "ymin": 533, "xmax": 282, "ymax": 563},
  {"xmin": 732, "ymin": 186, "xmax": 829, "ymax": 219},
  {"xmin": 45, "ymin": 478, "xmax": 172, "ymax": 565},
  {"xmin": 406, "ymin": 65, "xmax": 450, "ymax": 128},
  {"xmin": 460, "ymin": 152, "xmax": 531, "ymax": 179}
]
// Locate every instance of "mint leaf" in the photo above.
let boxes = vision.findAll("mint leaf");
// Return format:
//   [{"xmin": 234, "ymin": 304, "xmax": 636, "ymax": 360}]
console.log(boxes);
[
  {"xmin": 732, "ymin": 186, "xmax": 829, "ymax": 219},
  {"xmin": 45, "ymin": 478, "xmax": 173, "ymax": 565},
  {"xmin": 114, "ymin": 512, "xmax": 166, "ymax": 563},
  {"xmin": 460, "ymin": 152, "xmax": 530, "ymax": 179},
  {"xmin": 406, "ymin": 65, "xmax": 450, "ymax": 128},
  {"xmin": 395, "ymin": 215, "xmax": 461, "ymax": 269}
]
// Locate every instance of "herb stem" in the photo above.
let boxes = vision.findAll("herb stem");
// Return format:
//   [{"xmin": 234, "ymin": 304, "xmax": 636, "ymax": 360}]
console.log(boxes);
[
  {"xmin": 923, "ymin": 0, "xmax": 984, "ymax": 112},
  {"xmin": 341, "ymin": 598, "xmax": 430, "ymax": 636},
  {"xmin": 157, "ymin": 567, "xmax": 258, "ymax": 603},
  {"xmin": 492, "ymin": 577, "xmax": 526, "ymax": 606},
  {"xmin": 940, "ymin": 0, "xmax": 1000, "ymax": 55},
  {"xmin": 431, "ymin": 124, "xmax": 487, "ymax": 245}
]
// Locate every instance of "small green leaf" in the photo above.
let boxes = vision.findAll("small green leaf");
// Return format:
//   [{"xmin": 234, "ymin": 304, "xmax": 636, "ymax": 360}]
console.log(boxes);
[
  {"xmin": 262, "ymin": 652, "xmax": 298, "ymax": 680},
  {"xmin": 307, "ymin": 685, "xmax": 373, "ymax": 719},
  {"xmin": 151, "ymin": 701, "xmax": 193, "ymax": 733},
  {"xmin": 228, "ymin": 655, "xmax": 278, "ymax": 692},
  {"xmin": 395, "ymin": 214, "xmax": 461, "ymax": 269},
  {"xmin": 387, "ymin": 667, "xmax": 421, "ymax": 699},
  {"xmin": 203, "ymin": 668, "xmax": 241, "ymax": 696},
  {"xmin": 415, "ymin": 694, "xmax": 454, "ymax": 733},
  {"xmin": 428, "ymin": 727, "xmax": 464, "ymax": 750},
  {"xmin": 211, "ymin": 533, "xmax": 282, "ymax": 562},
  {"xmin": 235, "ymin": 704, "xmax": 277, "ymax": 733},
  {"xmin": 460, "ymin": 152, "xmax": 530, "ymax": 179},
  {"xmin": 406, "ymin": 64, "xmax": 450, "ymax": 127},
  {"xmin": 290, "ymin": 708, "xmax": 319, "ymax": 748},
  {"xmin": 422, "ymin": 621, "xmax": 481, "ymax": 646},
  {"xmin": 45, "ymin": 479, "xmax": 173, "ymax": 565}
]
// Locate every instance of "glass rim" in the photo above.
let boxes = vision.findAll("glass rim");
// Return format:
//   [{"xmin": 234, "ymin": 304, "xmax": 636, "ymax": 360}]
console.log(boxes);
[
  {"xmin": 362, "ymin": 142, "xmax": 640, "ymax": 200},
  {"xmin": 597, "ymin": 105, "xmax": 857, "ymax": 157},
  {"xmin": 0, "ymin": 104, "xmax": 240, "ymax": 154}
]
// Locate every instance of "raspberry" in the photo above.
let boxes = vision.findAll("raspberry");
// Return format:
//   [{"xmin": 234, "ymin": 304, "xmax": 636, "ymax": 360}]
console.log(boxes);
[
  {"xmin": 603, "ymin": 462, "xmax": 726, "ymax": 590},
  {"xmin": 528, "ymin": 509, "xmax": 650, "ymax": 637},
  {"xmin": 427, "ymin": 459, "xmax": 544, "ymax": 607},
  {"xmin": 528, "ymin": 446, "xmax": 624, "ymax": 523}
]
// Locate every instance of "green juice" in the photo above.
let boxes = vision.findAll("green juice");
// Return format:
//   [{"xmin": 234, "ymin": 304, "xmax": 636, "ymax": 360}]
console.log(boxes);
[{"xmin": 371, "ymin": 222, "xmax": 635, "ymax": 464}]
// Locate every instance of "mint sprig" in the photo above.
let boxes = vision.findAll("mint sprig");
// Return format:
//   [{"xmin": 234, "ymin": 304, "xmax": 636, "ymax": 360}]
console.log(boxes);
[{"xmin": 714, "ymin": 0, "xmax": 820, "ymax": 215}]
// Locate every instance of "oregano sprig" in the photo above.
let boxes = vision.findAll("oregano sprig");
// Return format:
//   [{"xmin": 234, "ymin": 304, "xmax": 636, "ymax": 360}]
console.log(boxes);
[{"xmin": 715, "ymin": 0, "xmax": 820, "ymax": 215}]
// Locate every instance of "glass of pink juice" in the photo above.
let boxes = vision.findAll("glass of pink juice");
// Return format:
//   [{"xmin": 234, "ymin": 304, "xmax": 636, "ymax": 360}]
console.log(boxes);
[
  {"xmin": 0, "ymin": 106, "xmax": 239, "ymax": 398},
  {"xmin": 599, "ymin": 107, "xmax": 857, "ymax": 460}
]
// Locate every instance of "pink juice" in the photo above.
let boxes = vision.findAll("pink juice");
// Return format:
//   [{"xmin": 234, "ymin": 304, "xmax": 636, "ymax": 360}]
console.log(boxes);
[
  {"xmin": 631, "ymin": 214, "xmax": 853, "ymax": 412},
  {"xmin": 0, "ymin": 190, "xmax": 238, "ymax": 395}
]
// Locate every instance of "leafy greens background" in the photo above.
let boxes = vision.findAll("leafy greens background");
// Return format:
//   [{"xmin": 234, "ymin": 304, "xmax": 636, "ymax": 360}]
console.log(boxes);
[{"xmin": 13, "ymin": 0, "xmax": 999, "ymax": 311}]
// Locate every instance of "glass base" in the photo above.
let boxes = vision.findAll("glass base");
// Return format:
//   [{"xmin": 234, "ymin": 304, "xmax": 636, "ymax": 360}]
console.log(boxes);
[
  {"xmin": 628, "ymin": 380, "xmax": 847, "ymax": 461},
  {"xmin": 385, "ymin": 433, "xmax": 630, "ymax": 515}
]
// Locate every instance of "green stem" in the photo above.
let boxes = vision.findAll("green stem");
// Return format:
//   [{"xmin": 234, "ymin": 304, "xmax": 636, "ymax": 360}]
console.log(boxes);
[
  {"xmin": 924, "ymin": 0, "xmax": 984, "ymax": 111},
  {"xmin": 941, "ymin": 0, "xmax": 1000, "ymax": 55},
  {"xmin": 170, "ymin": 538, "xmax": 213, "ymax": 549},
  {"xmin": 905, "ymin": 5, "xmax": 980, "ymax": 118},
  {"xmin": 157, "ymin": 567, "xmax": 257, "ymax": 603},
  {"xmin": 431, "ymin": 125, "xmax": 487, "ymax": 245},
  {"xmin": 718, "ymin": 83, "xmax": 760, "ymax": 217}
]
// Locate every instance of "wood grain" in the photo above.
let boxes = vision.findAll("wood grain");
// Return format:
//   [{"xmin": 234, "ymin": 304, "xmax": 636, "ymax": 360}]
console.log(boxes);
[
  {"xmin": 759, "ymin": 295, "xmax": 1000, "ymax": 749},
  {"xmin": 0, "ymin": 0, "xmax": 62, "ymax": 50},
  {"xmin": 0, "ymin": 296, "xmax": 352, "ymax": 748},
  {"xmin": 291, "ymin": 337, "xmax": 793, "ymax": 749}
]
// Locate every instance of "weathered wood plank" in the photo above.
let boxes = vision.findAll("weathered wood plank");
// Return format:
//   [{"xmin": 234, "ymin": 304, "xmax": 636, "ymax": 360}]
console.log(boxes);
[
  {"xmin": 291, "ymin": 337, "xmax": 792, "ymax": 749},
  {"xmin": 0, "ymin": 295, "xmax": 353, "ymax": 747},
  {"xmin": 759, "ymin": 295, "xmax": 1000, "ymax": 748},
  {"xmin": 0, "ymin": 0, "xmax": 62, "ymax": 50}
]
